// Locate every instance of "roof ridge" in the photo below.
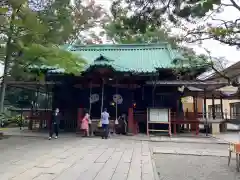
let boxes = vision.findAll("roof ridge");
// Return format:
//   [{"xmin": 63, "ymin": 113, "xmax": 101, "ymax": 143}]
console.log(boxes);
[{"xmin": 70, "ymin": 43, "xmax": 169, "ymax": 49}]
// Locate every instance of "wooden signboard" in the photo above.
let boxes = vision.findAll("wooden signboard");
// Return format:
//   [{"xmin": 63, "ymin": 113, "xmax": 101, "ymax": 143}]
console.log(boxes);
[{"xmin": 147, "ymin": 108, "xmax": 171, "ymax": 136}]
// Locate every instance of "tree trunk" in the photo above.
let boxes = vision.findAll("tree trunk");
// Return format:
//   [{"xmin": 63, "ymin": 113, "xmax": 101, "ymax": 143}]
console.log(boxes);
[{"xmin": 0, "ymin": 12, "xmax": 15, "ymax": 113}]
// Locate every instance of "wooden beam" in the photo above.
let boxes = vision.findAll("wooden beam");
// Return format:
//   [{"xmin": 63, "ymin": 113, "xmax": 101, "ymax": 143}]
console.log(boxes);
[{"xmin": 6, "ymin": 81, "xmax": 59, "ymax": 85}]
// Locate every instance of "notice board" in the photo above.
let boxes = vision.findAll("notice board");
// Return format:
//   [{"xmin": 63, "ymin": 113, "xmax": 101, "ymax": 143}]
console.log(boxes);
[{"xmin": 149, "ymin": 108, "xmax": 169, "ymax": 123}]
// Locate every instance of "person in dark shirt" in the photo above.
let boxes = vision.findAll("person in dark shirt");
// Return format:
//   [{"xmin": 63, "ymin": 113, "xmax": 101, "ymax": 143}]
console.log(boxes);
[{"xmin": 49, "ymin": 108, "xmax": 60, "ymax": 140}]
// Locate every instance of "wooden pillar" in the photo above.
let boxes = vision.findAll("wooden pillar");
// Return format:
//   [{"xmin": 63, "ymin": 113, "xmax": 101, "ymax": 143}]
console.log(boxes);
[
  {"xmin": 220, "ymin": 97, "xmax": 224, "ymax": 119},
  {"xmin": 203, "ymin": 89, "xmax": 207, "ymax": 119},
  {"xmin": 77, "ymin": 108, "xmax": 84, "ymax": 132},
  {"xmin": 212, "ymin": 94, "xmax": 216, "ymax": 119},
  {"xmin": 193, "ymin": 96, "xmax": 196, "ymax": 115},
  {"xmin": 195, "ymin": 97, "xmax": 198, "ymax": 116},
  {"xmin": 193, "ymin": 96, "xmax": 198, "ymax": 117},
  {"xmin": 220, "ymin": 96, "xmax": 226, "ymax": 132},
  {"xmin": 176, "ymin": 99, "xmax": 179, "ymax": 133},
  {"xmin": 191, "ymin": 96, "xmax": 196, "ymax": 133},
  {"xmin": 203, "ymin": 89, "xmax": 208, "ymax": 136},
  {"xmin": 195, "ymin": 97, "xmax": 199, "ymax": 135},
  {"xmin": 146, "ymin": 108, "xmax": 149, "ymax": 136},
  {"xmin": 128, "ymin": 108, "xmax": 134, "ymax": 135}
]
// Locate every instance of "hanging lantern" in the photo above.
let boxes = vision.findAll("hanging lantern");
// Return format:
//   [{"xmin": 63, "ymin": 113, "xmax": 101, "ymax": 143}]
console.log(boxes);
[
  {"xmin": 90, "ymin": 94, "xmax": 99, "ymax": 104},
  {"xmin": 178, "ymin": 86, "xmax": 185, "ymax": 92},
  {"xmin": 218, "ymin": 86, "xmax": 238, "ymax": 96},
  {"xmin": 113, "ymin": 94, "xmax": 123, "ymax": 104},
  {"xmin": 133, "ymin": 102, "xmax": 136, "ymax": 108}
]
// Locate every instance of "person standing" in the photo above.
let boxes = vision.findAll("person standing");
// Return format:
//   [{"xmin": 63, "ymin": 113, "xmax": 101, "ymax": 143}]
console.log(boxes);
[
  {"xmin": 81, "ymin": 110, "xmax": 90, "ymax": 137},
  {"xmin": 101, "ymin": 108, "xmax": 110, "ymax": 139},
  {"xmin": 49, "ymin": 108, "xmax": 60, "ymax": 140}
]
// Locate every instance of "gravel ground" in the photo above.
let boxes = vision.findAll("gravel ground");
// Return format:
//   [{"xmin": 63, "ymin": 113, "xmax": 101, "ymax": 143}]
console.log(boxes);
[{"xmin": 154, "ymin": 154, "xmax": 240, "ymax": 180}]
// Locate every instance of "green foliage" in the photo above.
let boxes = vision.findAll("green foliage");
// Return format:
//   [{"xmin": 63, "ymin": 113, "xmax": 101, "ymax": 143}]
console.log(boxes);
[
  {"xmin": 0, "ymin": 113, "xmax": 9, "ymax": 125},
  {"xmin": 0, "ymin": 0, "xmax": 108, "ymax": 111},
  {"xmin": 1, "ymin": 0, "xmax": 107, "ymax": 80},
  {"xmin": 21, "ymin": 44, "xmax": 86, "ymax": 74},
  {"xmin": 9, "ymin": 114, "xmax": 24, "ymax": 127},
  {"xmin": 104, "ymin": 17, "xmax": 179, "ymax": 47},
  {"xmin": 103, "ymin": 9, "xmax": 211, "ymax": 78},
  {"xmin": 111, "ymin": 0, "xmax": 240, "ymax": 47}
]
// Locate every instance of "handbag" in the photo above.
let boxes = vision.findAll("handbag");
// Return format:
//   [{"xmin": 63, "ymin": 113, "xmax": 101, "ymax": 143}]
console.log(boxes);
[
  {"xmin": 97, "ymin": 120, "xmax": 102, "ymax": 128},
  {"xmin": 115, "ymin": 118, "xmax": 119, "ymax": 125}
]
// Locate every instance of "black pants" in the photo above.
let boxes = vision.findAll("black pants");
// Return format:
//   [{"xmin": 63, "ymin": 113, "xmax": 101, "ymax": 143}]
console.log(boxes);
[
  {"xmin": 102, "ymin": 124, "xmax": 109, "ymax": 139},
  {"xmin": 89, "ymin": 124, "xmax": 92, "ymax": 135},
  {"xmin": 49, "ymin": 124, "xmax": 58, "ymax": 137}
]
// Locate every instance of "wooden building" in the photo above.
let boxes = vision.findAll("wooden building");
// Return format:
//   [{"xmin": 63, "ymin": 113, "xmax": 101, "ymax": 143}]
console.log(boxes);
[
  {"xmin": 43, "ymin": 43, "xmax": 220, "ymax": 135},
  {"xmin": 15, "ymin": 43, "xmax": 229, "ymax": 135}
]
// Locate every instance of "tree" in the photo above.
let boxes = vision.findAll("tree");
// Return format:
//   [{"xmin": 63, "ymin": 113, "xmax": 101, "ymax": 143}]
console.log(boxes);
[
  {"xmin": 103, "ymin": 9, "xmax": 211, "ymax": 79},
  {"xmin": 104, "ymin": 18, "xmax": 179, "ymax": 47},
  {"xmin": 0, "ymin": 0, "xmax": 108, "ymax": 111},
  {"xmin": 110, "ymin": 0, "xmax": 237, "ymax": 83},
  {"xmin": 111, "ymin": 0, "xmax": 240, "ymax": 47}
]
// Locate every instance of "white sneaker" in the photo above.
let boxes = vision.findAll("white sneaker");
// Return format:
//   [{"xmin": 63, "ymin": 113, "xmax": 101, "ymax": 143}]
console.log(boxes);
[
  {"xmin": 48, "ymin": 137, "xmax": 51, "ymax": 140},
  {"xmin": 55, "ymin": 136, "xmax": 58, "ymax": 139}
]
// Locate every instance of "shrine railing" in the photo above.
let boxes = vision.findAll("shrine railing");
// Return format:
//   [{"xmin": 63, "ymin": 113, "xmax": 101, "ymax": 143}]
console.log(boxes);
[{"xmin": 171, "ymin": 112, "xmax": 200, "ymax": 135}]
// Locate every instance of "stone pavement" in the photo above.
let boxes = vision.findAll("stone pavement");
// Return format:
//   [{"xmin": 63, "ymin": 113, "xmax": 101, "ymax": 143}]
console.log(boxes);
[
  {"xmin": 152, "ymin": 141, "xmax": 229, "ymax": 157},
  {"xmin": 149, "ymin": 136, "xmax": 227, "ymax": 144},
  {"xmin": 3, "ymin": 127, "xmax": 228, "ymax": 144},
  {"xmin": 153, "ymin": 142, "xmax": 238, "ymax": 180},
  {"xmin": 0, "ymin": 137, "xmax": 158, "ymax": 180},
  {"xmin": 154, "ymin": 154, "xmax": 240, "ymax": 180},
  {"xmin": 153, "ymin": 145, "xmax": 228, "ymax": 157},
  {"xmin": 211, "ymin": 132, "xmax": 240, "ymax": 143}
]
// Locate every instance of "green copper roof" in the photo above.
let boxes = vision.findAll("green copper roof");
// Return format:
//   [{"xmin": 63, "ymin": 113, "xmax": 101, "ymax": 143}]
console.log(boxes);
[{"xmin": 69, "ymin": 43, "xmax": 179, "ymax": 73}]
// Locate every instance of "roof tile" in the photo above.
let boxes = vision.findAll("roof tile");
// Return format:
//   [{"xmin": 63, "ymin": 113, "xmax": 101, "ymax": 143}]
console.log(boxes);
[{"xmin": 70, "ymin": 43, "xmax": 176, "ymax": 73}]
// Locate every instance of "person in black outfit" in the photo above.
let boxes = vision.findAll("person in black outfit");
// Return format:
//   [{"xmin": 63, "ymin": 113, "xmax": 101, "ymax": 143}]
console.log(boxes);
[{"xmin": 49, "ymin": 108, "xmax": 60, "ymax": 140}]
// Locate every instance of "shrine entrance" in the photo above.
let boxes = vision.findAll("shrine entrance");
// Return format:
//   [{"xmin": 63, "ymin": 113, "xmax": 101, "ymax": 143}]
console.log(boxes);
[{"xmin": 48, "ymin": 43, "xmax": 215, "ymax": 135}]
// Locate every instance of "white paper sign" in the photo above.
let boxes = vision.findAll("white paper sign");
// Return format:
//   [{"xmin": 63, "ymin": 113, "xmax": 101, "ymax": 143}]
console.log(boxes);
[
  {"xmin": 90, "ymin": 94, "xmax": 99, "ymax": 103},
  {"xmin": 149, "ymin": 108, "xmax": 169, "ymax": 122},
  {"xmin": 113, "ymin": 94, "xmax": 123, "ymax": 104}
]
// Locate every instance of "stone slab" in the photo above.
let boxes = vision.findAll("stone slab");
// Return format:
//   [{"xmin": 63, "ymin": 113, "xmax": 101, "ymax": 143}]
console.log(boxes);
[{"xmin": 0, "ymin": 136, "xmax": 158, "ymax": 180}]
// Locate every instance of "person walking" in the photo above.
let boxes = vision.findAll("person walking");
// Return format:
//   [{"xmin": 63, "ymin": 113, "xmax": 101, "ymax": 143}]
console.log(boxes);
[
  {"xmin": 101, "ymin": 108, "xmax": 110, "ymax": 139},
  {"xmin": 49, "ymin": 108, "xmax": 60, "ymax": 140},
  {"xmin": 81, "ymin": 110, "xmax": 90, "ymax": 137}
]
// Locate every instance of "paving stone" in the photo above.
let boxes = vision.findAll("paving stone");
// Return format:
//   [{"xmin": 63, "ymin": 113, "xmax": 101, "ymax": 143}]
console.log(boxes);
[
  {"xmin": 111, "ymin": 173, "xmax": 128, "ymax": 180},
  {"xmin": 54, "ymin": 151, "xmax": 72, "ymax": 159},
  {"xmin": 122, "ymin": 150, "xmax": 133, "ymax": 163},
  {"xmin": 127, "ymin": 149, "xmax": 142, "ymax": 180},
  {"xmin": 55, "ymin": 150, "xmax": 105, "ymax": 180},
  {"xmin": 94, "ymin": 166, "xmax": 115, "ymax": 180},
  {"xmin": 0, "ymin": 162, "xmax": 36, "ymax": 179},
  {"xmin": 141, "ymin": 154, "xmax": 151, "ymax": 164},
  {"xmin": 0, "ymin": 172, "xmax": 22, "ymax": 180},
  {"xmin": 95, "ymin": 148, "xmax": 115, "ymax": 163},
  {"xmin": 54, "ymin": 160, "xmax": 88, "ymax": 180},
  {"xmin": 33, "ymin": 173, "xmax": 56, "ymax": 180},
  {"xmin": 142, "ymin": 162, "xmax": 153, "ymax": 174},
  {"xmin": 11, "ymin": 167, "xmax": 44, "ymax": 180},
  {"xmin": 36, "ymin": 158, "xmax": 60, "ymax": 168},
  {"xmin": 76, "ymin": 162, "xmax": 104, "ymax": 180},
  {"xmin": 115, "ymin": 162, "xmax": 130, "ymax": 174},
  {"xmin": 142, "ymin": 173, "xmax": 154, "ymax": 180},
  {"xmin": 59, "ymin": 153, "xmax": 81, "ymax": 165},
  {"xmin": 44, "ymin": 162, "xmax": 71, "ymax": 175},
  {"xmin": 104, "ymin": 151, "xmax": 123, "ymax": 169},
  {"xmin": 0, "ymin": 137, "xmax": 157, "ymax": 180},
  {"xmin": 94, "ymin": 150, "xmax": 123, "ymax": 180}
]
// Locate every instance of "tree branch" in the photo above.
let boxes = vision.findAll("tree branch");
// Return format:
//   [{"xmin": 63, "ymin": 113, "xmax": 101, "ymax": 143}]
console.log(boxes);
[{"xmin": 230, "ymin": 0, "xmax": 240, "ymax": 11}]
